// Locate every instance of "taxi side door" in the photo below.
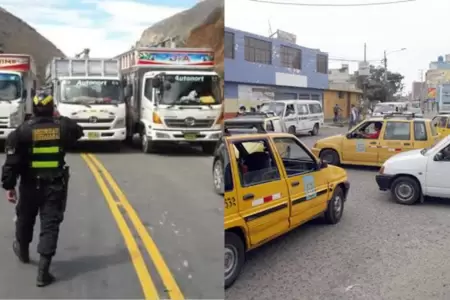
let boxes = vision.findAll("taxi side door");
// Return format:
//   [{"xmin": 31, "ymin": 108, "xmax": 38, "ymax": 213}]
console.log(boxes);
[
  {"xmin": 231, "ymin": 138, "xmax": 290, "ymax": 246},
  {"xmin": 272, "ymin": 136, "xmax": 329, "ymax": 227},
  {"xmin": 411, "ymin": 120, "xmax": 432, "ymax": 149},
  {"xmin": 341, "ymin": 121, "xmax": 379, "ymax": 164},
  {"xmin": 378, "ymin": 120, "xmax": 414, "ymax": 163}
]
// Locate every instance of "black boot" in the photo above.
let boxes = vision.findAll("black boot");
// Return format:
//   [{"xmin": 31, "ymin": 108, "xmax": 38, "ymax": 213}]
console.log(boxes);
[
  {"xmin": 12, "ymin": 240, "xmax": 30, "ymax": 263},
  {"xmin": 36, "ymin": 255, "xmax": 55, "ymax": 287}
]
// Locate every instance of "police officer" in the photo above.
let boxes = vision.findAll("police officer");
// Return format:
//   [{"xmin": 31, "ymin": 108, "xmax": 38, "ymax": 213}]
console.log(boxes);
[{"xmin": 1, "ymin": 91, "xmax": 83, "ymax": 287}]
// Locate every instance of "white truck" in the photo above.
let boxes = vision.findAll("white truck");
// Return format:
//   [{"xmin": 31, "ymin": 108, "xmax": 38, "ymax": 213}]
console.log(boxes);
[
  {"xmin": 116, "ymin": 47, "xmax": 223, "ymax": 154},
  {"xmin": 0, "ymin": 53, "xmax": 37, "ymax": 138},
  {"xmin": 44, "ymin": 57, "xmax": 126, "ymax": 143}
]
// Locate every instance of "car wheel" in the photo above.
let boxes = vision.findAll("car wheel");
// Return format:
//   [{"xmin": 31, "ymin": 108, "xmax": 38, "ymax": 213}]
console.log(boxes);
[
  {"xmin": 213, "ymin": 159, "xmax": 224, "ymax": 194},
  {"xmin": 288, "ymin": 126, "xmax": 296, "ymax": 135},
  {"xmin": 311, "ymin": 123, "xmax": 319, "ymax": 136},
  {"xmin": 319, "ymin": 149, "xmax": 340, "ymax": 165},
  {"xmin": 391, "ymin": 176, "xmax": 420, "ymax": 205},
  {"xmin": 324, "ymin": 186, "xmax": 344, "ymax": 224},
  {"xmin": 225, "ymin": 232, "xmax": 245, "ymax": 289}
]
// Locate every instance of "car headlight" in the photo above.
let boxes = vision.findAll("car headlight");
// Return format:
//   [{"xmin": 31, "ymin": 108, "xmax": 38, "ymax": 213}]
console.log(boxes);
[
  {"xmin": 9, "ymin": 111, "xmax": 21, "ymax": 127},
  {"xmin": 112, "ymin": 118, "xmax": 125, "ymax": 128}
]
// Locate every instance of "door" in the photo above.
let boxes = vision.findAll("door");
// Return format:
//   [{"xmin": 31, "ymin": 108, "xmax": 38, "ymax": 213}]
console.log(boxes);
[
  {"xmin": 296, "ymin": 103, "xmax": 309, "ymax": 132},
  {"xmin": 308, "ymin": 103, "xmax": 324, "ymax": 129},
  {"xmin": 424, "ymin": 144, "xmax": 450, "ymax": 197},
  {"xmin": 272, "ymin": 137, "xmax": 329, "ymax": 227},
  {"xmin": 378, "ymin": 121, "xmax": 414, "ymax": 163},
  {"xmin": 232, "ymin": 138, "xmax": 290, "ymax": 246},
  {"xmin": 284, "ymin": 103, "xmax": 298, "ymax": 132},
  {"xmin": 341, "ymin": 121, "xmax": 380, "ymax": 163},
  {"xmin": 412, "ymin": 121, "xmax": 430, "ymax": 149}
]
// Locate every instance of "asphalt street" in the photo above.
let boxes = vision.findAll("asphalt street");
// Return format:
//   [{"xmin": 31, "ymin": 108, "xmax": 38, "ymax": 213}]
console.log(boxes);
[
  {"xmin": 0, "ymin": 142, "xmax": 223, "ymax": 299},
  {"xmin": 226, "ymin": 126, "xmax": 450, "ymax": 300}
]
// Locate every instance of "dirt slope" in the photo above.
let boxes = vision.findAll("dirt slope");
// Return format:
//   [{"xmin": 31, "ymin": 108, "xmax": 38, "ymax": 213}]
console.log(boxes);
[
  {"xmin": 0, "ymin": 7, "xmax": 65, "ymax": 83},
  {"xmin": 138, "ymin": 0, "xmax": 223, "ymax": 47},
  {"xmin": 185, "ymin": 6, "xmax": 224, "ymax": 77}
]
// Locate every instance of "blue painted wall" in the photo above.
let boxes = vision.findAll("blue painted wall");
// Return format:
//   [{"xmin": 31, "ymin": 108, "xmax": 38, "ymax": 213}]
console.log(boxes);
[{"xmin": 224, "ymin": 27, "xmax": 329, "ymax": 90}]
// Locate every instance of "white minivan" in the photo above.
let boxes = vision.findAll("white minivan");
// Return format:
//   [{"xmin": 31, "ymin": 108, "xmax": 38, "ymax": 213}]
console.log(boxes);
[
  {"xmin": 376, "ymin": 135, "xmax": 450, "ymax": 205},
  {"xmin": 260, "ymin": 100, "xmax": 324, "ymax": 136}
]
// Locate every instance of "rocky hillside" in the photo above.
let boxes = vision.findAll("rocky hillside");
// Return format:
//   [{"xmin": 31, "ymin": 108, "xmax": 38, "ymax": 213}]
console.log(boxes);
[
  {"xmin": 185, "ymin": 6, "xmax": 224, "ymax": 77},
  {"xmin": 138, "ymin": 0, "xmax": 223, "ymax": 47},
  {"xmin": 0, "ymin": 7, "xmax": 65, "ymax": 83}
]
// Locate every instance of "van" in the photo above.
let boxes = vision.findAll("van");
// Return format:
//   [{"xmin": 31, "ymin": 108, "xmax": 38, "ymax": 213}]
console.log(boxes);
[
  {"xmin": 372, "ymin": 102, "xmax": 408, "ymax": 117},
  {"xmin": 260, "ymin": 100, "xmax": 324, "ymax": 136}
]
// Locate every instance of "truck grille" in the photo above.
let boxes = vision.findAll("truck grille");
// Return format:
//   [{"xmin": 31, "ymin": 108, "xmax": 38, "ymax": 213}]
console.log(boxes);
[
  {"xmin": 80, "ymin": 125, "xmax": 111, "ymax": 130},
  {"xmin": 164, "ymin": 118, "xmax": 214, "ymax": 128},
  {"xmin": 0, "ymin": 117, "xmax": 8, "ymax": 128},
  {"xmin": 74, "ymin": 117, "xmax": 114, "ymax": 123}
]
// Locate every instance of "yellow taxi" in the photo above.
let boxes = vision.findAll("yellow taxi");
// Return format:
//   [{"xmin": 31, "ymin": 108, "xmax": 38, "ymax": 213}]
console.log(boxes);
[
  {"xmin": 311, "ymin": 113, "xmax": 440, "ymax": 167},
  {"xmin": 223, "ymin": 132, "xmax": 350, "ymax": 288},
  {"xmin": 432, "ymin": 113, "xmax": 450, "ymax": 137}
]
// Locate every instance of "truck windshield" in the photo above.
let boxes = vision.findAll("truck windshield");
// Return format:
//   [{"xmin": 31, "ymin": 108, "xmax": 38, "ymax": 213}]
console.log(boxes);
[
  {"xmin": 60, "ymin": 79, "xmax": 123, "ymax": 104},
  {"xmin": 0, "ymin": 73, "xmax": 21, "ymax": 101},
  {"xmin": 147, "ymin": 75, "xmax": 221, "ymax": 105}
]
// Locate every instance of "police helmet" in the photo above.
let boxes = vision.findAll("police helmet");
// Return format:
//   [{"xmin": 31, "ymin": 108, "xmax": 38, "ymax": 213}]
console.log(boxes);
[{"xmin": 33, "ymin": 92, "xmax": 54, "ymax": 116}]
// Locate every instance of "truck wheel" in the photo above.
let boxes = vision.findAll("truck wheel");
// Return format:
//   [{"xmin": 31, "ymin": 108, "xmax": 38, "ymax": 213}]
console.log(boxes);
[
  {"xmin": 202, "ymin": 143, "xmax": 216, "ymax": 155},
  {"xmin": 324, "ymin": 186, "xmax": 344, "ymax": 224},
  {"xmin": 212, "ymin": 158, "xmax": 224, "ymax": 194},
  {"xmin": 391, "ymin": 176, "xmax": 420, "ymax": 205},
  {"xmin": 141, "ymin": 134, "xmax": 156, "ymax": 154},
  {"xmin": 320, "ymin": 149, "xmax": 340, "ymax": 165},
  {"xmin": 225, "ymin": 232, "xmax": 245, "ymax": 289}
]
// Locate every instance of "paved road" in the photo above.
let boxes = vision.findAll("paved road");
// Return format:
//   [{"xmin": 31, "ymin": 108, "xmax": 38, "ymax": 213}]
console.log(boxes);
[
  {"xmin": 0, "ymin": 142, "xmax": 223, "ymax": 299},
  {"xmin": 226, "ymin": 126, "xmax": 450, "ymax": 300}
]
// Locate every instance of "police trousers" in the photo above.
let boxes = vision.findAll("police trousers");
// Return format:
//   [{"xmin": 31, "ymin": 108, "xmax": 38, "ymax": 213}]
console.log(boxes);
[{"xmin": 15, "ymin": 175, "xmax": 68, "ymax": 257}]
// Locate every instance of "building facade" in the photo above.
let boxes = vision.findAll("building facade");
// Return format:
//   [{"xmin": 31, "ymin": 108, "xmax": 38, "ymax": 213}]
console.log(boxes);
[{"xmin": 224, "ymin": 27, "xmax": 328, "ymax": 117}]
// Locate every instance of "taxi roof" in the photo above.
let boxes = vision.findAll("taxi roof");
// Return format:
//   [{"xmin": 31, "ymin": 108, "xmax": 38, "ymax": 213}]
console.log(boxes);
[{"xmin": 224, "ymin": 132, "xmax": 292, "ymax": 142}]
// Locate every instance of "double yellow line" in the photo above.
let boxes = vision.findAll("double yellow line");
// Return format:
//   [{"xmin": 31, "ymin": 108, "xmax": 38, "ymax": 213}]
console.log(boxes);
[{"xmin": 81, "ymin": 153, "xmax": 184, "ymax": 300}]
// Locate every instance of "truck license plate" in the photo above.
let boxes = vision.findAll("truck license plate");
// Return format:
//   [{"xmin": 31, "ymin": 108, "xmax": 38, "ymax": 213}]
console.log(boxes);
[
  {"xmin": 88, "ymin": 132, "xmax": 100, "ymax": 139},
  {"xmin": 184, "ymin": 133, "xmax": 197, "ymax": 140}
]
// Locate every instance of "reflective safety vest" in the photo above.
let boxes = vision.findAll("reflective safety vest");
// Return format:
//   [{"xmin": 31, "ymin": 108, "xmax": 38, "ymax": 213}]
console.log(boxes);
[{"xmin": 29, "ymin": 121, "xmax": 64, "ymax": 170}]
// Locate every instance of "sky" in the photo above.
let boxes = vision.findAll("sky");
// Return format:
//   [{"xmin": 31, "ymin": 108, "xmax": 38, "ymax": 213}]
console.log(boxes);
[
  {"xmin": 0, "ymin": 0, "xmax": 197, "ymax": 57},
  {"xmin": 225, "ymin": 0, "xmax": 450, "ymax": 94}
]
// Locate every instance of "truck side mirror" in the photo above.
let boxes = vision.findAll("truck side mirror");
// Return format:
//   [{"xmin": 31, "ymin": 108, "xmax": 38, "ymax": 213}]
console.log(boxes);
[
  {"xmin": 30, "ymin": 88, "xmax": 36, "ymax": 98},
  {"xmin": 22, "ymin": 89, "xmax": 27, "ymax": 100},
  {"xmin": 124, "ymin": 85, "xmax": 132, "ymax": 97},
  {"xmin": 164, "ymin": 82, "xmax": 171, "ymax": 91}
]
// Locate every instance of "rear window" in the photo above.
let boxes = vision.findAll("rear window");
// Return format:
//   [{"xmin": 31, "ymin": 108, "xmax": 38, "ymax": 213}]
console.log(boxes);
[
  {"xmin": 383, "ymin": 121, "xmax": 411, "ymax": 140},
  {"xmin": 413, "ymin": 121, "xmax": 427, "ymax": 141},
  {"xmin": 308, "ymin": 103, "xmax": 322, "ymax": 114}
]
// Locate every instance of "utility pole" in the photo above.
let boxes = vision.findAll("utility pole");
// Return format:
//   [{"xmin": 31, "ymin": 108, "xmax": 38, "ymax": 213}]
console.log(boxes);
[
  {"xmin": 362, "ymin": 43, "xmax": 367, "ymax": 114},
  {"xmin": 383, "ymin": 50, "xmax": 389, "ymax": 102}
]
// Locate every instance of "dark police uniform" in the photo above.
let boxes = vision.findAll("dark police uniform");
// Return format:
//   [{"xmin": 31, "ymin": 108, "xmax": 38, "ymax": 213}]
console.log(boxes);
[{"xmin": 1, "ymin": 113, "xmax": 83, "ymax": 286}]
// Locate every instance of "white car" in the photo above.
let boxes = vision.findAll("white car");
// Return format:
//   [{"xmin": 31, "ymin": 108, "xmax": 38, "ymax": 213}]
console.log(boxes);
[{"xmin": 376, "ymin": 135, "xmax": 450, "ymax": 205}]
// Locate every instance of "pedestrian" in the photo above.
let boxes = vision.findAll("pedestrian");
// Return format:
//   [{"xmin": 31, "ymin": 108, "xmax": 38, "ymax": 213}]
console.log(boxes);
[
  {"xmin": 348, "ymin": 104, "xmax": 358, "ymax": 130},
  {"xmin": 1, "ymin": 91, "xmax": 83, "ymax": 287},
  {"xmin": 238, "ymin": 105, "xmax": 246, "ymax": 115},
  {"xmin": 256, "ymin": 105, "xmax": 261, "ymax": 112},
  {"xmin": 333, "ymin": 104, "xmax": 342, "ymax": 123},
  {"xmin": 250, "ymin": 107, "xmax": 256, "ymax": 112}
]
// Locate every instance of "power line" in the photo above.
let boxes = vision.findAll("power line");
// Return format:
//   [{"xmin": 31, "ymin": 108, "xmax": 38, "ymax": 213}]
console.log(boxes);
[{"xmin": 248, "ymin": 0, "xmax": 416, "ymax": 7}]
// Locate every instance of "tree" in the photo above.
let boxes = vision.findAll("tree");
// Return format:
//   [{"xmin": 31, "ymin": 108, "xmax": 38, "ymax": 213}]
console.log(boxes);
[{"xmin": 355, "ymin": 65, "xmax": 404, "ymax": 102}]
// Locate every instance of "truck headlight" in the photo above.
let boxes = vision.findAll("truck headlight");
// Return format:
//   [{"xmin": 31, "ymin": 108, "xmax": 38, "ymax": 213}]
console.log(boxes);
[
  {"xmin": 112, "ymin": 118, "xmax": 125, "ymax": 128},
  {"xmin": 9, "ymin": 111, "xmax": 20, "ymax": 127}
]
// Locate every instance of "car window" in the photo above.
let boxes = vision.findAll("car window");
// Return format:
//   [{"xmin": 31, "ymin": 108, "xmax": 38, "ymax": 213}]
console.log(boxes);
[
  {"xmin": 413, "ymin": 121, "xmax": 427, "ymax": 141},
  {"xmin": 308, "ymin": 103, "xmax": 322, "ymax": 114},
  {"xmin": 296, "ymin": 104, "xmax": 308, "ymax": 115},
  {"xmin": 266, "ymin": 120, "xmax": 274, "ymax": 132},
  {"xmin": 233, "ymin": 139, "xmax": 281, "ymax": 187},
  {"xmin": 383, "ymin": 121, "xmax": 411, "ymax": 141},
  {"xmin": 438, "ymin": 116, "xmax": 448, "ymax": 128},
  {"xmin": 285, "ymin": 104, "xmax": 296, "ymax": 117},
  {"xmin": 222, "ymin": 144, "xmax": 233, "ymax": 192},
  {"xmin": 273, "ymin": 137, "xmax": 317, "ymax": 177}
]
